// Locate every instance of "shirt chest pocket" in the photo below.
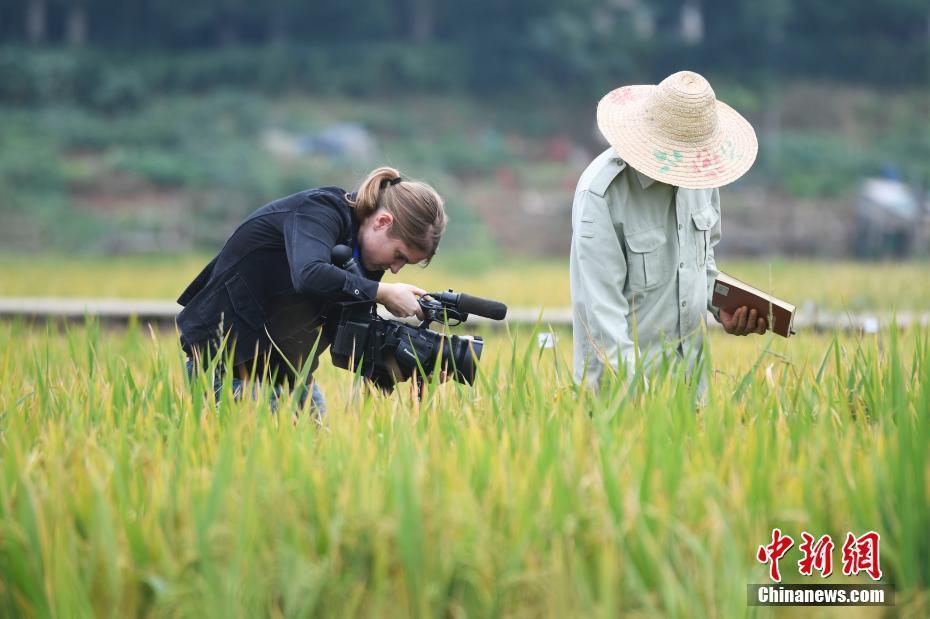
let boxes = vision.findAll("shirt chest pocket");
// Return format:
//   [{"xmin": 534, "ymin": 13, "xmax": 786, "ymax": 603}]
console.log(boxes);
[
  {"xmin": 624, "ymin": 226, "xmax": 668, "ymax": 292},
  {"xmin": 690, "ymin": 204, "xmax": 719, "ymax": 266}
]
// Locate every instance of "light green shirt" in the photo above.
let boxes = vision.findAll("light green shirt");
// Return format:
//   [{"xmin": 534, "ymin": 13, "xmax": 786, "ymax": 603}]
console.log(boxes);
[{"xmin": 570, "ymin": 148, "xmax": 721, "ymax": 387}]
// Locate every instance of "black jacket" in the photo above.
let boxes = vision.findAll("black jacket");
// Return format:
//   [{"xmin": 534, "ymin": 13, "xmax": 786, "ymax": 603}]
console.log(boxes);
[{"xmin": 176, "ymin": 187, "xmax": 383, "ymax": 375}]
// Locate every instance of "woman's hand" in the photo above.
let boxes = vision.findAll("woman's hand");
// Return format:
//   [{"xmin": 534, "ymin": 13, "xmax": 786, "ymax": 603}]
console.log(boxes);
[{"xmin": 376, "ymin": 282, "xmax": 427, "ymax": 319}]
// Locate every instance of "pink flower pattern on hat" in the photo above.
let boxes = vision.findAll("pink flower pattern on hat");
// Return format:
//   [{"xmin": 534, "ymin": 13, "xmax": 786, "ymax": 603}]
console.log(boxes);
[
  {"xmin": 607, "ymin": 87, "xmax": 637, "ymax": 104},
  {"xmin": 691, "ymin": 149, "xmax": 723, "ymax": 179}
]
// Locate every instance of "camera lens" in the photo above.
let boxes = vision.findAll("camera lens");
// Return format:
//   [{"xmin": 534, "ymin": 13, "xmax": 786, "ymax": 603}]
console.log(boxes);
[{"xmin": 443, "ymin": 334, "xmax": 483, "ymax": 385}]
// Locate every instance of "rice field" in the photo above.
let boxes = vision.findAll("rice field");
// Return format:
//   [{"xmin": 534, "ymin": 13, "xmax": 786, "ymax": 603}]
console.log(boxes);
[
  {"xmin": 1, "ymin": 315, "xmax": 928, "ymax": 617},
  {"xmin": 1, "ymin": 257, "xmax": 929, "ymax": 616}
]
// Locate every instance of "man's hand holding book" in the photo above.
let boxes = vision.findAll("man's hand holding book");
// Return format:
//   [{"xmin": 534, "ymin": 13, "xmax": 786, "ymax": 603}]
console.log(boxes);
[
  {"xmin": 712, "ymin": 272, "xmax": 796, "ymax": 338},
  {"xmin": 720, "ymin": 306, "xmax": 768, "ymax": 336}
]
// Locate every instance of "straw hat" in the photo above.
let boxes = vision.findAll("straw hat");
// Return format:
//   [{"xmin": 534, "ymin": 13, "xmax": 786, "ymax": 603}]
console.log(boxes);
[{"xmin": 596, "ymin": 71, "xmax": 757, "ymax": 189}]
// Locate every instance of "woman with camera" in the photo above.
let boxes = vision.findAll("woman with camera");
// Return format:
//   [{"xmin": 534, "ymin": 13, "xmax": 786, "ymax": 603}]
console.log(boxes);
[{"xmin": 176, "ymin": 166, "xmax": 447, "ymax": 415}]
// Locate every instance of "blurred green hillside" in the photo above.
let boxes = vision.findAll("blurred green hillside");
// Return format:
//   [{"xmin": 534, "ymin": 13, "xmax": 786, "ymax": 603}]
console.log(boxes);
[
  {"xmin": 1, "ymin": 0, "xmax": 928, "ymax": 254},
  {"xmin": 2, "ymin": 86, "xmax": 928, "ymax": 254}
]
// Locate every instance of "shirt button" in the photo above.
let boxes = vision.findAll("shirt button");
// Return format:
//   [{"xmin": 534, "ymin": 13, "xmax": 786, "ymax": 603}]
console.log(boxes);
[
  {"xmin": 681, "ymin": 300, "xmax": 687, "ymax": 307},
  {"xmin": 679, "ymin": 262, "xmax": 684, "ymax": 269},
  {"xmin": 678, "ymin": 224, "xmax": 683, "ymax": 230},
  {"xmin": 354, "ymin": 289, "xmax": 360, "ymax": 295}
]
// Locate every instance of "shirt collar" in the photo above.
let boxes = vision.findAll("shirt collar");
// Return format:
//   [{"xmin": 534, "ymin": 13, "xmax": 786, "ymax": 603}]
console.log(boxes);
[
  {"xmin": 611, "ymin": 152, "xmax": 659, "ymax": 189},
  {"xmin": 632, "ymin": 166, "xmax": 658, "ymax": 190}
]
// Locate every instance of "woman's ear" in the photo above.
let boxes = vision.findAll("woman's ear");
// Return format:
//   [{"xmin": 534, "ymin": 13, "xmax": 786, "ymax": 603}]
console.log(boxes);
[{"xmin": 374, "ymin": 211, "xmax": 394, "ymax": 231}]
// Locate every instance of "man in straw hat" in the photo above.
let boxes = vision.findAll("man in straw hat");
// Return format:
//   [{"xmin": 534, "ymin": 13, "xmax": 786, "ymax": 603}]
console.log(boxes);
[{"xmin": 571, "ymin": 70, "xmax": 766, "ymax": 390}]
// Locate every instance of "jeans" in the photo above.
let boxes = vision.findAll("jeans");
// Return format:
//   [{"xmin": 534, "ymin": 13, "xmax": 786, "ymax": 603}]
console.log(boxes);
[{"xmin": 185, "ymin": 358, "xmax": 326, "ymax": 416}]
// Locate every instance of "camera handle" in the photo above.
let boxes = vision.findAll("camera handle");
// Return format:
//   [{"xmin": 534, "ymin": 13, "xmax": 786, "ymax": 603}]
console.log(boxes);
[{"xmin": 417, "ymin": 294, "xmax": 469, "ymax": 328}]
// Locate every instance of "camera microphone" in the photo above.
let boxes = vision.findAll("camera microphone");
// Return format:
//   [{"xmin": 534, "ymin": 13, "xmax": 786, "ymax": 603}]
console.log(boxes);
[
  {"xmin": 332, "ymin": 244, "xmax": 363, "ymax": 277},
  {"xmin": 430, "ymin": 290, "xmax": 508, "ymax": 321},
  {"xmin": 458, "ymin": 293, "xmax": 508, "ymax": 321}
]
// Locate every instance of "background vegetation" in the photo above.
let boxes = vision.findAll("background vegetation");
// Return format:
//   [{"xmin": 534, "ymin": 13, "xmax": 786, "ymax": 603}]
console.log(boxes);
[{"xmin": 1, "ymin": 0, "xmax": 928, "ymax": 254}]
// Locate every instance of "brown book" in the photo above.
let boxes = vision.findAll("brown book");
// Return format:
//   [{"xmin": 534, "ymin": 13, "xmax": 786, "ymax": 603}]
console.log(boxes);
[{"xmin": 712, "ymin": 272, "xmax": 796, "ymax": 338}]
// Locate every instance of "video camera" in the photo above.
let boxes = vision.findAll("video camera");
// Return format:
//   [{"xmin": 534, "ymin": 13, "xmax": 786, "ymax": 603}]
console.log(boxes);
[{"xmin": 329, "ymin": 245, "xmax": 507, "ymax": 392}]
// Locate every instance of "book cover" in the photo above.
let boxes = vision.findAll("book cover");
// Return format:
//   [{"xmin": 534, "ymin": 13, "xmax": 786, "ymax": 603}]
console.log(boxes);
[{"xmin": 712, "ymin": 272, "xmax": 796, "ymax": 338}]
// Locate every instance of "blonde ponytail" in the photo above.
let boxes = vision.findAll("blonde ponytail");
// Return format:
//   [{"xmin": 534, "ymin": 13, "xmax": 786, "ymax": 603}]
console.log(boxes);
[{"xmin": 347, "ymin": 166, "xmax": 447, "ymax": 263}]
